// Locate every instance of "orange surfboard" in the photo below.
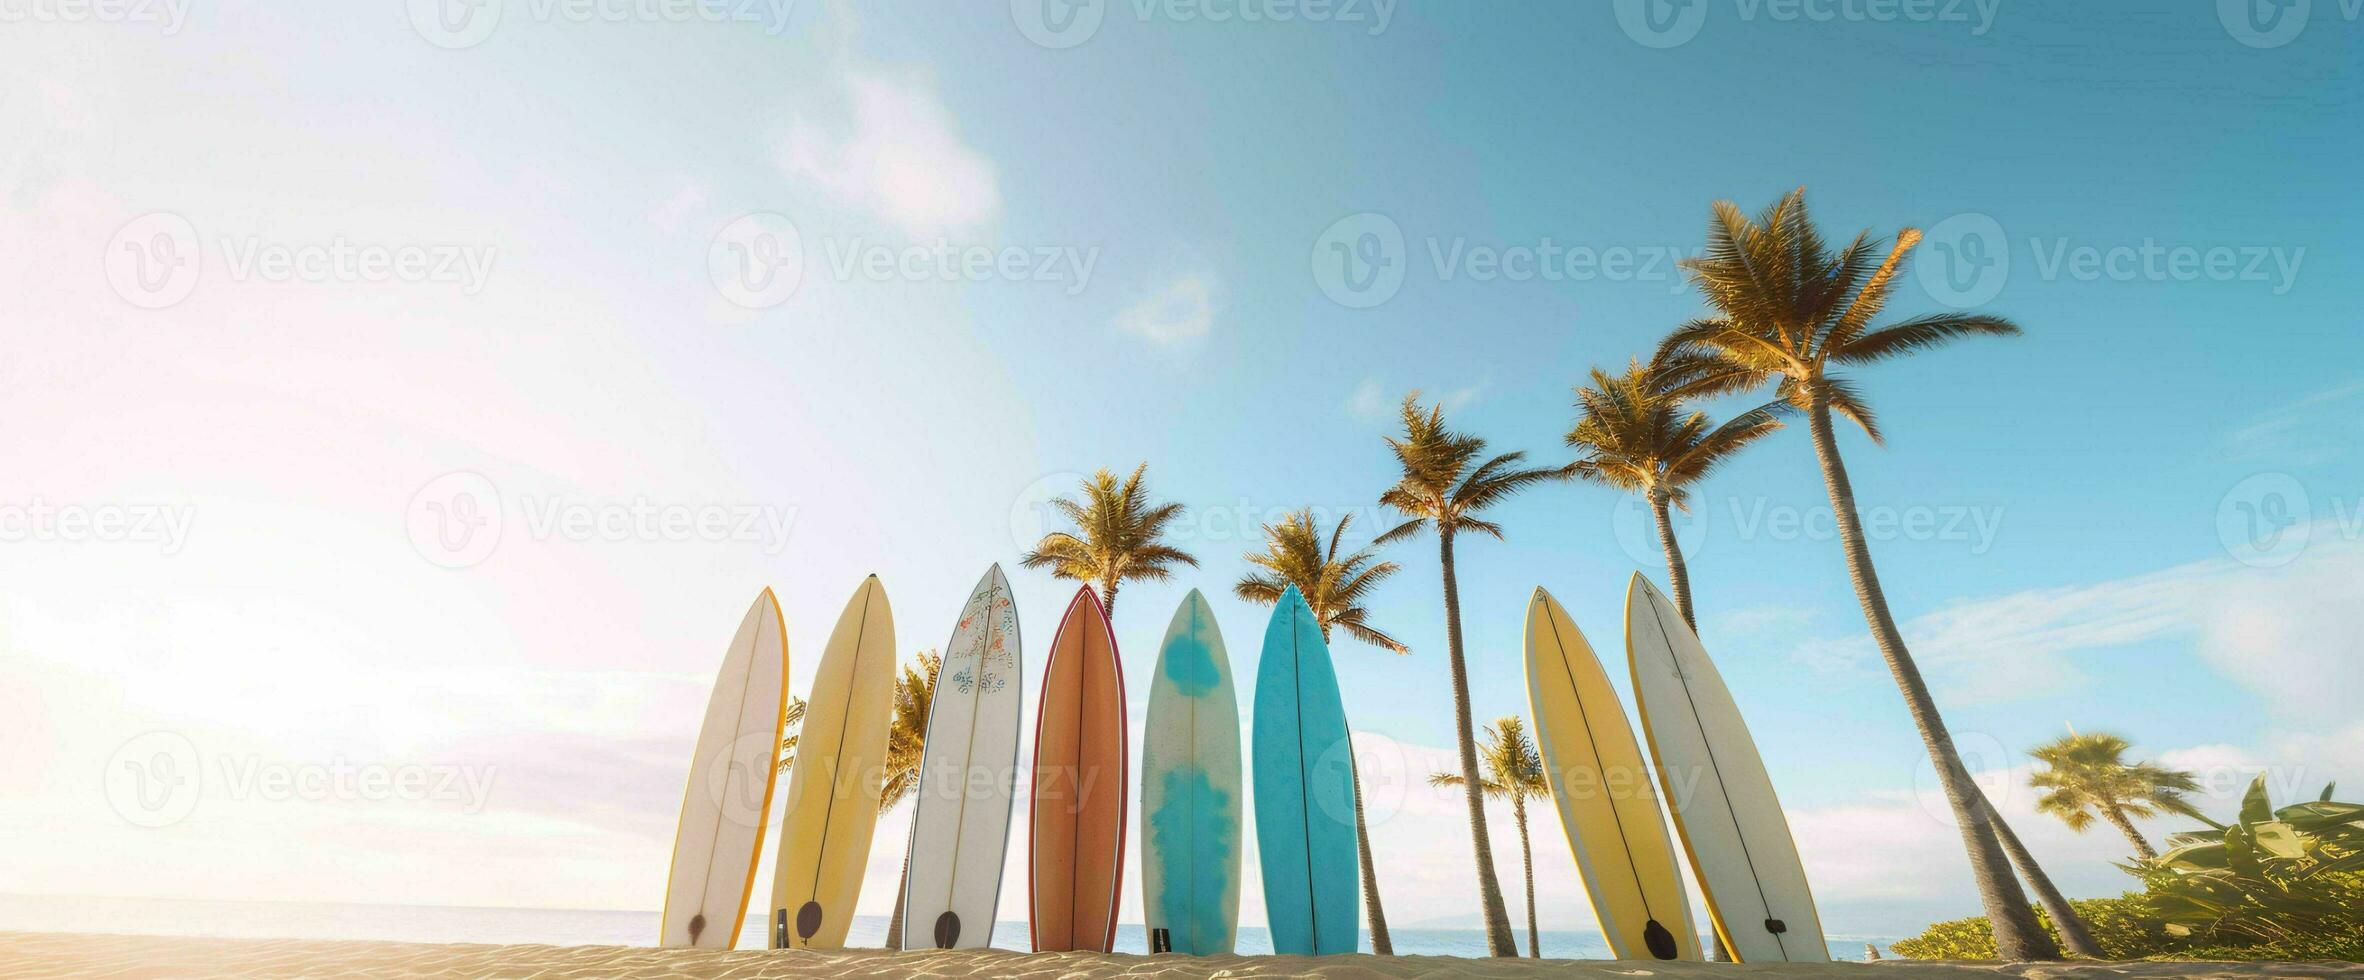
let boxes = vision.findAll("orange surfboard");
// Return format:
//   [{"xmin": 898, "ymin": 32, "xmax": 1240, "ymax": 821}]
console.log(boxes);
[{"xmin": 1029, "ymin": 586, "xmax": 1128, "ymax": 952}]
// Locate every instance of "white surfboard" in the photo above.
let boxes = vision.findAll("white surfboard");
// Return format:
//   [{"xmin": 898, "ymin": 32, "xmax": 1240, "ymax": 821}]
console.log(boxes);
[
  {"xmin": 1624, "ymin": 573, "xmax": 1826, "ymax": 962},
  {"xmin": 901, "ymin": 565, "xmax": 1024, "ymax": 949},
  {"xmin": 660, "ymin": 588, "xmax": 790, "ymax": 948}
]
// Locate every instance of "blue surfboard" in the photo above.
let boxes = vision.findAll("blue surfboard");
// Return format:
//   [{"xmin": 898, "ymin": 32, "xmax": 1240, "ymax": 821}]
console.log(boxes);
[
  {"xmin": 1251, "ymin": 585, "xmax": 1361, "ymax": 956},
  {"xmin": 1140, "ymin": 590, "xmax": 1243, "ymax": 954}
]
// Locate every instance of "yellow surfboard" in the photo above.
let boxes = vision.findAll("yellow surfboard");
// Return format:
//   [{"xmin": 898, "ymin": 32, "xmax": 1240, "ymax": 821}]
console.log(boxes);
[
  {"xmin": 1524, "ymin": 586, "xmax": 1700, "ymax": 961},
  {"xmin": 770, "ymin": 575, "xmax": 896, "ymax": 950}
]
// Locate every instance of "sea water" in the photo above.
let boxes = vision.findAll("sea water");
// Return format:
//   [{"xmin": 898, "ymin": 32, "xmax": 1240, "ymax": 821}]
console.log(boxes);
[{"xmin": 0, "ymin": 894, "xmax": 1897, "ymax": 959}]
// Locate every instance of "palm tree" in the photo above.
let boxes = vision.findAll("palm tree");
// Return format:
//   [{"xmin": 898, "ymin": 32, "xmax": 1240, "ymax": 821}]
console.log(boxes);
[
  {"xmin": 1375, "ymin": 393, "xmax": 1563, "ymax": 957},
  {"xmin": 2030, "ymin": 730, "xmax": 2203, "ymax": 860},
  {"xmin": 773, "ymin": 696, "xmax": 807, "ymax": 776},
  {"xmin": 1019, "ymin": 463, "xmax": 1198, "ymax": 620},
  {"xmin": 1987, "ymin": 804, "xmax": 2107, "ymax": 958},
  {"xmin": 1235, "ymin": 508, "xmax": 1406, "ymax": 954},
  {"xmin": 1565, "ymin": 357, "xmax": 1785, "ymax": 629},
  {"xmin": 880, "ymin": 652, "xmax": 940, "ymax": 949},
  {"xmin": 1655, "ymin": 188, "xmax": 2062, "ymax": 960},
  {"xmin": 1428, "ymin": 716, "xmax": 1550, "ymax": 958}
]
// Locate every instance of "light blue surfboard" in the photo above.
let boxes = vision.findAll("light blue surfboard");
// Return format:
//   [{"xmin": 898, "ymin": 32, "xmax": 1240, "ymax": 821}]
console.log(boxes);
[
  {"xmin": 1139, "ymin": 589, "xmax": 1243, "ymax": 955},
  {"xmin": 1251, "ymin": 585, "xmax": 1360, "ymax": 956}
]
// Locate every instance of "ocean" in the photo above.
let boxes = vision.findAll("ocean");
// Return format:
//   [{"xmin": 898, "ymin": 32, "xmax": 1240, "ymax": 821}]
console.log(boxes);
[{"xmin": 0, "ymin": 894, "xmax": 1898, "ymax": 960}]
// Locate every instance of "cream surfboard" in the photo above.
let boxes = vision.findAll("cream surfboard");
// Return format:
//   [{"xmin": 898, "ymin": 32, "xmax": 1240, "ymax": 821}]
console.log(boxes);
[
  {"xmin": 1625, "ymin": 573, "xmax": 1826, "ymax": 962},
  {"xmin": 660, "ymin": 588, "xmax": 791, "ymax": 948},
  {"xmin": 1524, "ymin": 586, "xmax": 1698, "ymax": 960},
  {"xmin": 770, "ymin": 575, "xmax": 897, "ymax": 950},
  {"xmin": 901, "ymin": 565, "xmax": 1024, "ymax": 949},
  {"xmin": 1140, "ymin": 589, "xmax": 1243, "ymax": 955}
]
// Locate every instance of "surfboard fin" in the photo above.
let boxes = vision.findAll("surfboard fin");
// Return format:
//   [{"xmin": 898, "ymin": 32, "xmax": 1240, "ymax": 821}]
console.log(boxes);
[
  {"xmin": 796, "ymin": 901, "xmax": 824, "ymax": 943},
  {"xmin": 934, "ymin": 912, "xmax": 960, "ymax": 949},
  {"xmin": 1643, "ymin": 919, "xmax": 1678, "ymax": 959}
]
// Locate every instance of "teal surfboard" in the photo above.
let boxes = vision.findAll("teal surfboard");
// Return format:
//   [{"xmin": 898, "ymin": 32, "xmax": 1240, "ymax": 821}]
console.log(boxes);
[
  {"xmin": 1251, "ymin": 585, "xmax": 1360, "ymax": 956},
  {"xmin": 1139, "ymin": 590, "xmax": 1243, "ymax": 955}
]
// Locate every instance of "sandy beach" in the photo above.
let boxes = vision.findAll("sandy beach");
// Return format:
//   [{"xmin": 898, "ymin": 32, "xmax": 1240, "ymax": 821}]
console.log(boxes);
[{"xmin": 0, "ymin": 933, "xmax": 2348, "ymax": 980}]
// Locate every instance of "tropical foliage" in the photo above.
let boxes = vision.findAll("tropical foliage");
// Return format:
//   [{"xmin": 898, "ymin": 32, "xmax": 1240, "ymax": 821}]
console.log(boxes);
[
  {"xmin": 881, "ymin": 652, "xmax": 940, "ymax": 949},
  {"xmin": 1019, "ymin": 463, "xmax": 1197, "ymax": 619},
  {"xmin": 1654, "ymin": 189, "xmax": 2062, "ymax": 959},
  {"xmin": 1376, "ymin": 392, "xmax": 1563, "ymax": 957},
  {"xmin": 1234, "ymin": 508, "xmax": 1405, "ymax": 953},
  {"xmin": 2030, "ymin": 730, "xmax": 2204, "ymax": 860},
  {"xmin": 1564, "ymin": 357, "xmax": 1784, "ymax": 627},
  {"xmin": 1429, "ymin": 716, "xmax": 1550, "ymax": 958}
]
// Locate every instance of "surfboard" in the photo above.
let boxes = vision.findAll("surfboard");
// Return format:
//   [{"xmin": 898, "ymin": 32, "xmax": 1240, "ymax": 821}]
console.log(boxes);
[
  {"xmin": 1029, "ymin": 586, "xmax": 1128, "ymax": 953},
  {"xmin": 769, "ymin": 575, "xmax": 897, "ymax": 950},
  {"xmin": 660, "ymin": 588, "xmax": 790, "ymax": 949},
  {"xmin": 1624, "ymin": 573, "xmax": 1827, "ymax": 963},
  {"xmin": 901, "ymin": 565, "xmax": 1023, "ymax": 950},
  {"xmin": 1140, "ymin": 589, "xmax": 1243, "ymax": 955},
  {"xmin": 1524, "ymin": 586, "xmax": 1699, "ymax": 961},
  {"xmin": 1251, "ymin": 585, "xmax": 1360, "ymax": 956}
]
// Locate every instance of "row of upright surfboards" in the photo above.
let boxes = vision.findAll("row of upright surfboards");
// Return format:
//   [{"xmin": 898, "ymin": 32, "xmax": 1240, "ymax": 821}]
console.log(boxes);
[
  {"xmin": 658, "ymin": 566, "xmax": 1826, "ymax": 962},
  {"xmin": 657, "ymin": 565, "xmax": 1364, "ymax": 956}
]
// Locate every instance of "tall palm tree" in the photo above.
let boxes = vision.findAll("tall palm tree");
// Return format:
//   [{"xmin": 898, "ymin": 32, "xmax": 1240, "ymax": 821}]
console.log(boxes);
[
  {"xmin": 1988, "ymin": 804, "xmax": 2107, "ymax": 958},
  {"xmin": 1565, "ymin": 357, "xmax": 1785, "ymax": 629},
  {"xmin": 1656, "ymin": 189, "xmax": 2065, "ymax": 960},
  {"xmin": 2030, "ymin": 730, "xmax": 2203, "ymax": 860},
  {"xmin": 1428, "ymin": 716, "xmax": 1550, "ymax": 958},
  {"xmin": 1020, "ymin": 463, "xmax": 1198, "ymax": 620},
  {"xmin": 880, "ymin": 652, "xmax": 940, "ymax": 949},
  {"xmin": 774, "ymin": 696, "xmax": 807, "ymax": 776},
  {"xmin": 1375, "ymin": 393, "xmax": 1563, "ymax": 957},
  {"xmin": 1235, "ymin": 508, "xmax": 1406, "ymax": 954}
]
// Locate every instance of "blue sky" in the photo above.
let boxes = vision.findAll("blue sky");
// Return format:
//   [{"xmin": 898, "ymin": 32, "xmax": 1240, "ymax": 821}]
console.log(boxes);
[{"xmin": 3, "ymin": 0, "xmax": 2360, "ymax": 941}]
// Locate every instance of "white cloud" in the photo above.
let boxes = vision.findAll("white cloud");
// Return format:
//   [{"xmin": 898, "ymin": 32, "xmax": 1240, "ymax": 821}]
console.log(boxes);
[
  {"xmin": 2230, "ymin": 379, "xmax": 2364, "ymax": 465},
  {"xmin": 1788, "ymin": 529, "xmax": 2364, "ymax": 712},
  {"xmin": 780, "ymin": 70, "xmax": 999, "ymax": 238},
  {"xmin": 644, "ymin": 181, "xmax": 706, "ymax": 234},
  {"xmin": 1113, "ymin": 272, "xmax": 1216, "ymax": 346},
  {"xmin": 1348, "ymin": 378, "xmax": 1485, "ymax": 423}
]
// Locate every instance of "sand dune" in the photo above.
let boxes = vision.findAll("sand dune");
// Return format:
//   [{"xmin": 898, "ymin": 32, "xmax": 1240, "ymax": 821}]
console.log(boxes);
[{"xmin": 0, "ymin": 932, "xmax": 2345, "ymax": 979}]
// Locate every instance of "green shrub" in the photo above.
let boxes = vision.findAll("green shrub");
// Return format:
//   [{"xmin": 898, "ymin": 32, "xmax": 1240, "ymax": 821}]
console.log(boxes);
[{"xmin": 1892, "ymin": 895, "xmax": 2177, "ymax": 960}]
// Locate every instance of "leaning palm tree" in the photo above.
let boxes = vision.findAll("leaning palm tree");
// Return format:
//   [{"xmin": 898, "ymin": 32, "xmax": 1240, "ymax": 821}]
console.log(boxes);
[
  {"xmin": 2030, "ymin": 730, "xmax": 2203, "ymax": 860},
  {"xmin": 1375, "ymin": 393, "xmax": 1563, "ymax": 957},
  {"xmin": 1656, "ymin": 188, "xmax": 2062, "ymax": 959},
  {"xmin": 1019, "ymin": 463, "xmax": 1197, "ymax": 619},
  {"xmin": 773, "ymin": 696, "xmax": 807, "ymax": 776},
  {"xmin": 1565, "ymin": 357, "xmax": 1785, "ymax": 629},
  {"xmin": 1235, "ymin": 508, "xmax": 1407, "ymax": 954},
  {"xmin": 879, "ymin": 652, "xmax": 940, "ymax": 949},
  {"xmin": 1429, "ymin": 716, "xmax": 1550, "ymax": 958}
]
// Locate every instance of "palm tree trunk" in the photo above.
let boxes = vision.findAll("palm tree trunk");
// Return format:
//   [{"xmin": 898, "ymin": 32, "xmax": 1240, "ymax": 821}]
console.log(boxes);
[
  {"xmin": 1438, "ymin": 528, "xmax": 1518, "ymax": 957},
  {"xmin": 1989, "ymin": 803, "xmax": 2106, "ymax": 958},
  {"xmin": 2103, "ymin": 806, "xmax": 2158, "ymax": 861},
  {"xmin": 1101, "ymin": 580, "xmax": 1119, "ymax": 621},
  {"xmin": 884, "ymin": 849, "xmax": 911, "ymax": 949},
  {"xmin": 1513, "ymin": 794, "xmax": 1539, "ymax": 958},
  {"xmin": 1350, "ymin": 757, "xmax": 1394, "ymax": 954},
  {"xmin": 1648, "ymin": 489, "xmax": 1697, "ymax": 630},
  {"xmin": 1804, "ymin": 394, "xmax": 2059, "ymax": 961}
]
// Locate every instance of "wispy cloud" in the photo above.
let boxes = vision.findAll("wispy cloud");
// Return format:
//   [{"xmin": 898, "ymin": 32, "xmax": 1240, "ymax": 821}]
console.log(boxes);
[
  {"xmin": 1114, "ymin": 272, "xmax": 1216, "ymax": 346},
  {"xmin": 1348, "ymin": 378, "xmax": 1485, "ymax": 423},
  {"xmin": 780, "ymin": 70, "xmax": 1000, "ymax": 238},
  {"xmin": 2230, "ymin": 379, "xmax": 2364, "ymax": 466}
]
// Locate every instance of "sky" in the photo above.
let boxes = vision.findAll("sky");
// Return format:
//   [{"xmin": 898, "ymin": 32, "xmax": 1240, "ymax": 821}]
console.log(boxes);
[{"xmin": 2, "ymin": 0, "xmax": 2361, "ymax": 942}]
